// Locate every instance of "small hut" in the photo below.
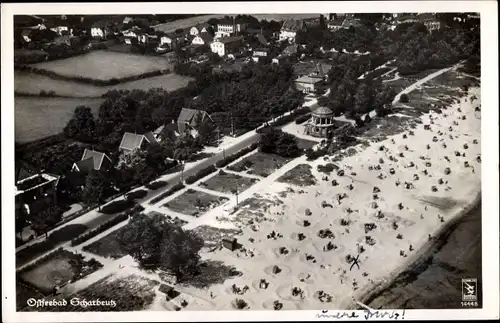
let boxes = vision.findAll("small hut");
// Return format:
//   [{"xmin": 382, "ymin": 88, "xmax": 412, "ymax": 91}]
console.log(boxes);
[{"xmin": 222, "ymin": 238, "xmax": 238, "ymax": 251}]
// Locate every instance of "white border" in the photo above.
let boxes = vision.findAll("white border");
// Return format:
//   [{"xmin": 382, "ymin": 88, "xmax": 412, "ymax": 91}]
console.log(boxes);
[{"xmin": 2, "ymin": 2, "xmax": 498, "ymax": 322}]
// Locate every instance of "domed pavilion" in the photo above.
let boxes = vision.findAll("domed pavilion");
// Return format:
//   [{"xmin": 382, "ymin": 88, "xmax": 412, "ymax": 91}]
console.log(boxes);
[{"xmin": 305, "ymin": 106, "xmax": 335, "ymax": 138}]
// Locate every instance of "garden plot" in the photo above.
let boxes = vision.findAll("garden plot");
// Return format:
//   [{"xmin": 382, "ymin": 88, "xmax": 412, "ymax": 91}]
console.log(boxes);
[
  {"xmin": 191, "ymin": 225, "xmax": 243, "ymax": 249},
  {"xmin": 18, "ymin": 248, "xmax": 103, "ymax": 295},
  {"xmin": 163, "ymin": 189, "xmax": 229, "ymax": 217},
  {"xmin": 227, "ymin": 152, "xmax": 293, "ymax": 177},
  {"xmin": 199, "ymin": 170, "xmax": 259, "ymax": 194},
  {"xmin": 277, "ymin": 164, "xmax": 317, "ymax": 187},
  {"xmin": 82, "ymin": 226, "xmax": 129, "ymax": 260},
  {"xmin": 32, "ymin": 51, "xmax": 172, "ymax": 81}
]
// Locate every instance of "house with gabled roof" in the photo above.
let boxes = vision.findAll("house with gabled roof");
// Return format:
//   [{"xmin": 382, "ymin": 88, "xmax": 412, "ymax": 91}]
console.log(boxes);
[
  {"xmin": 177, "ymin": 108, "xmax": 213, "ymax": 136},
  {"xmin": 119, "ymin": 132, "xmax": 158, "ymax": 154},
  {"xmin": 91, "ymin": 20, "xmax": 115, "ymax": 39},
  {"xmin": 192, "ymin": 33, "xmax": 213, "ymax": 46},
  {"xmin": 210, "ymin": 35, "xmax": 244, "ymax": 56},
  {"xmin": 190, "ymin": 23, "xmax": 211, "ymax": 36},
  {"xmin": 279, "ymin": 19, "xmax": 307, "ymax": 42},
  {"xmin": 72, "ymin": 149, "xmax": 113, "ymax": 172}
]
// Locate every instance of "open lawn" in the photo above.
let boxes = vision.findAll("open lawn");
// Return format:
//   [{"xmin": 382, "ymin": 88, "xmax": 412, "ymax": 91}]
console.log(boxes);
[
  {"xmin": 227, "ymin": 151, "xmax": 293, "ymax": 177},
  {"xmin": 153, "ymin": 14, "xmax": 319, "ymax": 33},
  {"xmin": 15, "ymin": 71, "xmax": 193, "ymax": 98},
  {"xmin": 82, "ymin": 226, "xmax": 129, "ymax": 259},
  {"xmin": 32, "ymin": 51, "xmax": 172, "ymax": 81},
  {"xmin": 163, "ymin": 189, "xmax": 229, "ymax": 217},
  {"xmin": 427, "ymin": 70, "xmax": 480, "ymax": 88},
  {"xmin": 15, "ymin": 97, "xmax": 103, "ymax": 143},
  {"xmin": 199, "ymin": 171, "xmax": 259, "ymax": 194},
  {"xmin": 18, "ymin": 248, "xmax": 103, "ymax": 294},
  {"xmin": 277, "ymin": 164, "xmax": 317, "ymax": 186}
]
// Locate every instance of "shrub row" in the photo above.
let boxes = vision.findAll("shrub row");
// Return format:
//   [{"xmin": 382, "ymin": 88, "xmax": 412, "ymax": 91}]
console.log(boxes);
[
  {"xmin": 215, "ymin": 142, "xmax": 259, "ymax": 168},
  {"xmin": 149, "ymin": 182, "xmax": 185, "ymax": 205},
  {"xmin": 295, "ymin": 113, "xmax": 311, "ymax": 124},
  {"xmin": 306, "ymin": 147, "xmax": 329, "ymax": 161},
  {"xmin": 145, "ymin": 180, "xmax": 168, "ymax": 190},
  {"xmin": 15, "ymin": 64, "xmax": 171, "ymax": 86},
  {"xmin": 70, "ymin": 205, "xmax": 144, "ymax": 247},
  {"xmin": 185, "ymin": 165, "xmax": 217, "ymax": 184},
  {"xmin": 100, "ymin": 199, "xmax": 136, "ymax": 214},
  {"xmin": 15, "ymin": 224, "xmax": 89, "ymax": 267},
  {"xmin": 125, "ymin": 189, "xmax": 148, "ymax": 201}
]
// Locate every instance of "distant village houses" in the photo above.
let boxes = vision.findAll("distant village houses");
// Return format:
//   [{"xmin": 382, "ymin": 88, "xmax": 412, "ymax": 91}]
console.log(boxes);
[
  {"xmin": 91, "ymin": 20, "xmax": 114, "ymax": 39},
  {"xmin": 215, "ymin": 19, "xmax": 247, "ymax": 38}
]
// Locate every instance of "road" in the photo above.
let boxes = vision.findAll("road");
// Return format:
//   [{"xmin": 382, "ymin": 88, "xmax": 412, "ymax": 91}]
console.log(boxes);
[{"xmin": 364, "ymin": 200, "xmax": 483, "ymax": 309}]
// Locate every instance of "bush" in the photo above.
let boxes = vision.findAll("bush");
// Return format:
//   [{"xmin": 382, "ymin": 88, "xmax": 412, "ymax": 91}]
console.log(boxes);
[
  {"xmin": 149, "ymin": 182, "xmax": 185, "ymax": 205},
  {"xmin": 126, "ymin": 189, "xmax": 148, "ymax": 201},
  {"xmin": 317, "ymin": 163, "xmax": 337, "ymax": 174},
  {"xmin": 399, "ymin": 93, "xmax": 409, "ymax": 103},
  {"xmin": 100, "ymin": 199, "xmax": 136, "ymax": 214},
  {"xmin": 306, "ymin": 147, "xmax": 328, "ymax": 161},
  {"xmin": 295, "ymin": 114, "xmax": 311, "ymax": 124},
  {"xmin": 145, "ymin": 180, "xmax": 168, "ymax": 190},
  {"xmin": 70, "ymin": 205, "xmax": 143, "ymax": 246},
  {"xmin": 185, "ymin": 165, "xmax": 217, "ymax": 184},
  {"xmin": 15, "ymin": 224, "xmax": 88, "ymax": 266},
  {"xmin": 215, "ymin": 142, "xmax": 258, "ymax": 168}
]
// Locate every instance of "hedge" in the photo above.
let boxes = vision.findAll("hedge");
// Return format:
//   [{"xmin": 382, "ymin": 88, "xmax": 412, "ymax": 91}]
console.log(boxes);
[
  {"xmin": 149, "ymin": 182, "xmax": 185, "ymax": 205},
  {"xmin": 125, "ymin": 189, "xmax": 148, "ymax": 201},
  {"xmin": 15, "ymin": 64, "xmax": 171, "ymax": 86},
  {"xmin": 185, "ymin": 165, "xmax": 217, "ymax": 184},
  {"xmin": 100, "ymin": 199, "xmax": 136, "ymax": 214},
  {"xmin": 295, "ymin": 114, "xmax": 311, "ymax": 124},
  {"xmin": 16, "ymin": 224, "xmax": 89, "ymax": 267},
  {"xmin": 266, "ymin": 106, "xmax": 310, "ymax": 128},
  {"xmin": 215, "ymin": 142, "xmax": 259, "ymax": 168},
  {"xmin": 70, "ymin": 205, "xmax": 144, "ymax": 246},
  {"xmin": 145, "ymin": 180, "xmax": 168, "ymax": 190}
]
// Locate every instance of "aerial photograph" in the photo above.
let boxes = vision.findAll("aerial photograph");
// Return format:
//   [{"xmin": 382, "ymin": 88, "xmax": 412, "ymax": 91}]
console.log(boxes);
[{"xmin": 13, "ymin": 12, "xmax": 482, "ymax": 312}]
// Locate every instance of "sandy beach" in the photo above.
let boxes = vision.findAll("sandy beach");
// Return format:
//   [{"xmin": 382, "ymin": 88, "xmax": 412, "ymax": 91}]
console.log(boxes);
[{"xmin": 165, "ymin": 86, "xmax": 481, "ymax": 311}]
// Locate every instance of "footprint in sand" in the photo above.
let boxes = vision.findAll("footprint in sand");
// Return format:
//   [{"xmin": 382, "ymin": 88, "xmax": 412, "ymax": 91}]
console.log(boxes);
[
  {"xmin": 275, "ymin": 283, "xmax": 310, "ymax": 302},
  {"xmin": 263, "ymin": 264, "xmax": 292, "ymax": 277},
  {"xmin": 261, "ymin": 299, "xmax": 299, "ymax": 310},
  {"xmin": 297, "ymin": 272, "xmax": 316, "ymax": 284}
]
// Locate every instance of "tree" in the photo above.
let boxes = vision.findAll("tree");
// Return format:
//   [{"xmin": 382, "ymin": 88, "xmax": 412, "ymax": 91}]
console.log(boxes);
[
  {"xmin": 82, "ymin": 170, "xmax": 109, "ymax": 210},
  {"xmin": 31, "ymin": 205, "xmax": 61, "ymax": 239},
  {"xmin": 275, "ymin": 132, "xmax": 301, "ymax": 157},
  {"xmin": 145, "ymin": 143, "xmax": 173, "ymax": 175},
  {"xmin": 119, "ymin": 213, "xmax": 204, "ymax": 281},
  {"xmin": 400, "ymin": 93, "xmax": 410, "ymax": 103},
  {"xmin": 64, "ymin": 106, "xmax": 96, "ymax": 142}
]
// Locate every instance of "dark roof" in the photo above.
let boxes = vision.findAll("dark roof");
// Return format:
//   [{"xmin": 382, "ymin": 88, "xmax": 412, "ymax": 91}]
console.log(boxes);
[
  {"xmin": 215, "ymin": 35, "xmax": 244, "ymax": 44},
  {"xmin": 195, "ymin": 33, "xmax": 213, "ymax": 44},
  {"xmin": 119, "ymin": 132, "xmax": 147, "ymax": 151},
  {"xmin": 193, "ymin": 22, "xmax": 210, "ymax": 30},
  {"xmin": 92, "ymin": 20, "xmax": 114, "ymax": 29},
  {"xmin": 74, "ymin": 149, "xmax": 111, "ymax": 171},
  {"xmin": 316, "ymin": 63, "xmax": 332, "ymax": 77},
  {"xmin": 313, "ymin": 106, "xmax": 333, "ymax": 116},
  {"xmin": 342, "ymin": 18, "xmax": 364, "ymax": 29},
  {"xmin": 328, "ymin": 19, "xmax": 344, "ymax": 27},
  {"xmin": 281, "ymin": 19, "xmax": 306, "ymax": 32},
  {"xmin": 256, "ymin": 34, "xmax": 269, "ymax": 45},
  {"xmin": 417, "ymin": 13, "xmax": 438, "ymax": 22},
  {"xmin": 254, "ymin": 48, "xmax": 270, "ymax": 52},
  {"xmin": 143, "ymin": 131, "xmax": 158, "ymax": 145},
  {"xmin": 177, "ymin": 108, "xmax": 211, "ymax": 133}
]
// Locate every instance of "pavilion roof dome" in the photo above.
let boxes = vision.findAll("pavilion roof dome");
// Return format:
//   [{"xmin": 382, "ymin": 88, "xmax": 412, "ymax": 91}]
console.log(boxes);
[{"xmin": 313, "ymin": 106, "xmax": 333, "ymax": 116}]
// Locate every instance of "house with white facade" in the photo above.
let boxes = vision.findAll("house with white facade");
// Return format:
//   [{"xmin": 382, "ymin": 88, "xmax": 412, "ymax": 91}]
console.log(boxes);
[
  {"xmin": 417, "ymin": 13, "xmax": 442, "ymax": 32},
  {"xmin": 91, "ymin": 20, "xmax": 114, "ymax": 39},
  {"xmin": 190, "ymin": 23, "xmax": 210, "ymax": 36},
  {"xmin": 215, "ymin": 19, "xmax": 247, "ymax": 38},
  {"xmin": 279, "ymin": 19, "xmax": 307, "ymax": 42},
  {"xmin": 192, "ymin": 33, "xmax": 213, "ymax": 46},
  {"xmin": 210, "ymin": 35, "xmax": 244, "ymax": 56}
]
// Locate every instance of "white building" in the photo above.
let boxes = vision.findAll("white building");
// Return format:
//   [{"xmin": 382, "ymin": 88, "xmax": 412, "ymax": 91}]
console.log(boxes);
[
  {"xmin": 190, "ymin": 23, "xmax": 210, "ymax": 36},
  {"xmin": 215, "ymin": 19, "xmax": 247, "ymax": 38},
  {"xmin": 50, "ymin": 25, "xmax": 71, "ymax": 36},
  {"xmin": 91, "ymin": 21, "xmax": 113, "ymax": 39},
  {"xmin": 192, "ymin": 34, "xmax": 213, "ymax": 46},
  {"xmin": 279, "ymin": 19, "xmax": 307, "ymax": 42},
  {"xmin": 210, "ymin": 36, "xmax": 243, "ymax": 57}
]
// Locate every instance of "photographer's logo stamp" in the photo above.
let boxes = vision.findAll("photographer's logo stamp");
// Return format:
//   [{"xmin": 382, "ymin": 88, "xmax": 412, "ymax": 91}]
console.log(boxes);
[{"xmin": 462, "ymin": 278, "xmax": 477, "ymax": 302}]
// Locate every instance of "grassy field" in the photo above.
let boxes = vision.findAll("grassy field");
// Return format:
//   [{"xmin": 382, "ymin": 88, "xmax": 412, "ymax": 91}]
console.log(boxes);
[
  {"xmin": 227, "ymin": 152, "xmax": 293, "ymax": 177},
  {"xmin": 153, "ymin": 14, "xmax": 319, "ymax": 33},
  {"xmin": 199, "ymin": 171, "xmax": 259, "ymax": 194},
  {"xmin": 15, "ymin": 71, "xmax": 193, "ymax": 98},
  {"xmin": 277, "ymin": 164, "xmax": 317, "ymax": 186},
  {"xmin": 163, "ymin": 189, "xmax": 229, "ymax": 217},
  {"xmin": 15, "ymin": 97, "xmax": 103, "ymax": 143},
  {"xmin": 32, "ymin": 51, "xmax": 172, "ymax": 81}
]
